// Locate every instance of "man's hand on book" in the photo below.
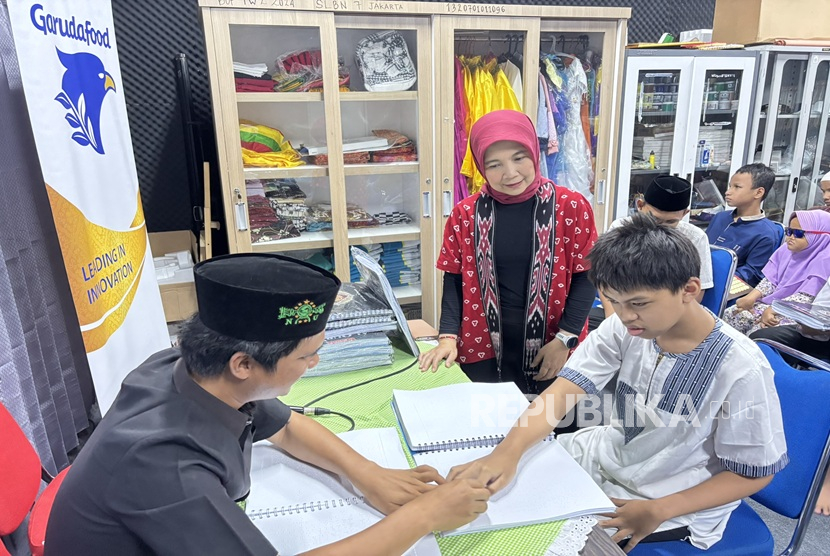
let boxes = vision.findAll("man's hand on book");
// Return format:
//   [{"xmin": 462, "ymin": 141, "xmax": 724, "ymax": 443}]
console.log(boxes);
[
  {"xmin": 412, "ymin": 478, "xmax": 491, "ymax": 532},
  {"xmin": 446, "ymin": 453, "xmax": 518, "ymax": 494},
  {"xmin": 353, "ymin": 463, "xmax": 445, "ymax": 515}
]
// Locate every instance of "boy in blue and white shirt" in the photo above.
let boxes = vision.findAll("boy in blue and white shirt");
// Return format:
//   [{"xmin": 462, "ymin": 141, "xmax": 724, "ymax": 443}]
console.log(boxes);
[{"xmin": 450, "ymin": 213, "xmax": 788, "ymax": 551}]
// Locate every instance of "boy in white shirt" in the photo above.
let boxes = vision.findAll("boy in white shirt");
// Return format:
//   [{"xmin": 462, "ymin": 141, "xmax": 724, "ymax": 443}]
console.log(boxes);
[{"xmin": 449, "ymin": 213, "xmax": 788, "ymax": 551}]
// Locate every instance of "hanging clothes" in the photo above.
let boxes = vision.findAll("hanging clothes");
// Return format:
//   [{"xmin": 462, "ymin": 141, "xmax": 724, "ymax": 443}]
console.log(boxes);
[
  {"xmin": 555, "ymin": 58, "xmax": 593, "ymax": 202},
  {"xmin": 454, "ymin": 58, "xmax": 470, "ymax": 204},
  {"xmin": 459, "ymin": 57, "xmax": 521, "ymax": 194},
  {"xmin": 499, "ymin": 59, "xmax": 523, "ymax": 109}
]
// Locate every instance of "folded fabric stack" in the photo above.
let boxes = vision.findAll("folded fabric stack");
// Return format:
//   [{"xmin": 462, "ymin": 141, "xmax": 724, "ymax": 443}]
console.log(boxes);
[
  {"xmin": 381, "ymin": 241, "xmax": 421, "ymax": 288},
  {"xmin": 307, "ymin": 151, "xmax": 370, "ymax": 166},
  {"xmin": 246, "ymin": 180, "xmax": 300, "ymax": 243},
  {"xmin": 272, "ymin": 50, "xmax": 350, "ymax": 92},
  {"xmin": 370, "ymin": 129, "xmax": 418, "ymax": 163},
  {"xmin": 372, "ymin": 210, "xmax": 412, "ymax": 226},
  {"xmin": 234, "ymin": 61, "xmax": 274, "ymax": 93},
  {"xmin": 240, "ymin": 120, "xmax": 304, "ymax": 168},
  {"xmin": 262, "ymin": 179, "xmax": 308, "ymax": 232},
  {"xmin": 306, "ymin": 203, "xmax": 378, "ymax": 232},
  {"xmin": 349, "ymin": 244, "xmax": 383, "ymax": 282}
]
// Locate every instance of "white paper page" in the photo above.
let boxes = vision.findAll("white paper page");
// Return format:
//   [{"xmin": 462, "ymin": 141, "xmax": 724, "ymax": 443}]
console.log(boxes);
[
  {"xmin": 413, "ymin": 440, "xmax": 615, "ymax": 536},
  {"xmin": 393, "ymin": 382, "xmax": 531, "ymax": 451},
  {"xmin": 248, "ymin": 427, "xmax": 438, "ymax": 555}
]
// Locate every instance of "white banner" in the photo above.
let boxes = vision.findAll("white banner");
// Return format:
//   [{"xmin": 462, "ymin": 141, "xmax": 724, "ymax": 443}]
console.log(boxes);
[{"xmin": 7, "ymin": 1, "xmax": 169, "ymax": 412}]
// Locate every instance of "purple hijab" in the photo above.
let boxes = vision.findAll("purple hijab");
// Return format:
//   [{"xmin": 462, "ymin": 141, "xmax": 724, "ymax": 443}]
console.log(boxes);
[{"xmin": 762, "ymin": 210, "xmax": 830, "ymax": 303}]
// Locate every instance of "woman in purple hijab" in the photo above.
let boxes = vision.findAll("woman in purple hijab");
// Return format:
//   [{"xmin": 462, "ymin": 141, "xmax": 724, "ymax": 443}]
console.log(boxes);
[{"xmin": 724, "ymin": 210, "xmax": 830, "ymax": 335}]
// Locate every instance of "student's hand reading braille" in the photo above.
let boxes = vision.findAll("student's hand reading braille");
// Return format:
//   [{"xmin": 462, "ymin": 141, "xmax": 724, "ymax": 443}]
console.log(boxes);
[
  {"xmin": 446, "ymin": 452, "xmax": 518, "ymax": 495},
  {"xmin": 353, "ymin": 464, "xmax": 446, "ymax": 515}
]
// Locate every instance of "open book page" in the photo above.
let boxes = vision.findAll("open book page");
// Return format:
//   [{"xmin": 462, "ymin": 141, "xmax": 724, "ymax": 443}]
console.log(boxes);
[
  {"xmin": 413, "ymin": 440, "xmax": 614, "ymax": 537},
  {"xmin": 772, "ymin": 300, "xmax": 830, "ymax": 331},
  {"xmin": 392, "ymin": 382, "xmax": 532, "ymax": 452},
  {"xmin": 247, "ymin": 427, "xmax": 439, "ymax": 555}
]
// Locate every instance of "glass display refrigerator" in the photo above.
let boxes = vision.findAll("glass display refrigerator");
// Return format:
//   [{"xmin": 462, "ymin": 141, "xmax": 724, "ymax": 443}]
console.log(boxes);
[
  {"xmin": 615, "ymin": 50, "xmax": 759, "ymax": 228},
  {"xmin": 747, "ymin": 45, "xmax": 830, "ymax": 223}
]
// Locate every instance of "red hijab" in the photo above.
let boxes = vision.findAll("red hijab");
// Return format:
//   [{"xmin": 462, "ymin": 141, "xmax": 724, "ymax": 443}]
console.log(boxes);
[{"xmin": 470, "ymin": 110, "xmax": 543, "ymax": 205}]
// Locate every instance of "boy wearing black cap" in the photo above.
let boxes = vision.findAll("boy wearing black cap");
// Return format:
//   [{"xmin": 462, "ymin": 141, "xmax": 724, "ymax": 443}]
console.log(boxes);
[
  {"xmin": 45, "ymin": 254, "xmax": 489, "ymax": 555},
  {"xmin": 597, "ymin": 176, "xmax": 713, "ymax": 321}
]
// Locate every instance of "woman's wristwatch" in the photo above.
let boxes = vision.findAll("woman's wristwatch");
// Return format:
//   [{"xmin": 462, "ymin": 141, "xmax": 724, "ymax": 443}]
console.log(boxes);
[{"xmin": 555, "ymin": 331, "xmax": 579, "ymax": 349}]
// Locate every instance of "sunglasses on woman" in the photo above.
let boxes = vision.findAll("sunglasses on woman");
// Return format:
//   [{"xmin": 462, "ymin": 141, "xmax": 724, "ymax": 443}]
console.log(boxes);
[{"xmin": 784, "ymin": 227, "xmax": 830, "ymax": 239}]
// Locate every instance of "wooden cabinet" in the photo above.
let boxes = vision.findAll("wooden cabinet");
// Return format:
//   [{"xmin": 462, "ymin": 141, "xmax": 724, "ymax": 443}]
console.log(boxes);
[{"xmin": 200, "ymin": 1, "xmax": 629, "ymax": 326}]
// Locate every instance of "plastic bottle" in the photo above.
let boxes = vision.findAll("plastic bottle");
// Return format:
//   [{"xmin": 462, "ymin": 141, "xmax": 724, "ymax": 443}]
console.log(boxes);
[
  {"xmin": 699, "ymin": 141, "xmax": 711, "ymax": 167},
  {"xmin": 649, "ymin": 150, "xmax": 656, "ymax": 169}
]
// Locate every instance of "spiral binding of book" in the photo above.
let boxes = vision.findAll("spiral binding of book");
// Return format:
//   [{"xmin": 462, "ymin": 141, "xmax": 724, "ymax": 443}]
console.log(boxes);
[
  {"xmin": 417, "ymin": 434, "xmax": 556, "ymax": 453},
  {"xmin": 248, "ymin": 495, "xmax": 365, "ymax": 520}
]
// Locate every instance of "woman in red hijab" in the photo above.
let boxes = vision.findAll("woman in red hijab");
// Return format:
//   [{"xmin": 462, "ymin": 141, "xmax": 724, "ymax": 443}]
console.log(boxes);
[{"xmin": 418, "ymin": 110, "xmax": 598, "ymax": 396}]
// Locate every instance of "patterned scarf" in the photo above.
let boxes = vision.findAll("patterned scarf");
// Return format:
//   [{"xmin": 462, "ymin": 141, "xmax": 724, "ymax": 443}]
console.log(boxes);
[{"xmin": 474, "ymin": 182, "xmax": 556, "ymax": 383}]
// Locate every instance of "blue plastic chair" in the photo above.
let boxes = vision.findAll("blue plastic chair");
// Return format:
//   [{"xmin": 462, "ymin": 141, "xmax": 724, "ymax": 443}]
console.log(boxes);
[
  {"xmin": 630, "ymin": 341, "xmax": 830, "ymax": 556},
  {"xmin": 701, "ymin": 245, "xmax": 737, "ymax": 318}
]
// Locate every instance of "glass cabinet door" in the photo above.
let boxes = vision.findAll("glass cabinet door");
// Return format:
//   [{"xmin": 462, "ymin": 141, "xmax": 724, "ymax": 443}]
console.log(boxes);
[
  {"xmin": 615, "ymin": 56, "xmax": 695, "ymax": 220},
  {"xmin": 334, "ymin": 16, "xmax": 433, "ymax": 321},
  {"xmin": 794, "ymin": 58, "xmax": 830, "ymax": 213},
  {"xmin": 208, "ymin": 10, "xmax": 348, "ymax": 274},
  {"xmin": 539, "ymin": 20, "xmax": 622, "ymax": 230},
  {"xmin": 752, "ymin": 55, "xmax": 809, "ymax": 223},
  {"xmin": 684, "ymin": 56, "xmax": 756, "ymax": 228}
]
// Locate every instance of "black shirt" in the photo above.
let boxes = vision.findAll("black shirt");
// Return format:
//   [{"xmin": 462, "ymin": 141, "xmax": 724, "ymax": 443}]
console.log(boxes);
[
  {"xmin": 45, "ymin": 348, "xmax": 291, "ymax": 555},
  {"xmin": 493, "ymin": 198, "xmax": 535, "ymax": 318}
]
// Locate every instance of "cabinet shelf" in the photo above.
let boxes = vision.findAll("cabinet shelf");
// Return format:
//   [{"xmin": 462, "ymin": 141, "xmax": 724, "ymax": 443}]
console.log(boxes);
[
  {"xmin": 340, "ymin": 91, "xmax": 418, "ymax": 101},
  {"xmin": 630, "ymin": 168, "xmax": 666, "ymax": 175},
  {"xmin": 701, "ymin": 109, "xmax": 738, "ymax": 116},
  {"xmin": 243, "ymin": 162, "xmax": 420, "ymax": 180},
  {"xmin": 393, "ymin": 285, "xmax": 422, "ymax": 305},
  {"xmin": 244, "ymin": 166, "xmax": 328, "ymax": 179},
  {"xmin": 759, "ymin": 114, "xmax": 801, "ymax": 119},
  {"xmin": 248, "ymin": 223, "xmax": 421, "ymax": 254},
  {"xmin": 251, "ymin": 230, "xmax": 335, "ymax": 252},
  {"xmin": 344, "ymin": 162, "xmax": 419, "ymax": 176},
  {"xmin": 348, "ymin": 223, "xmax": 421, "ymax": 245},
  {"xmin": 237, "ymin": 92, "xmax": 323, "ymax": 103}
]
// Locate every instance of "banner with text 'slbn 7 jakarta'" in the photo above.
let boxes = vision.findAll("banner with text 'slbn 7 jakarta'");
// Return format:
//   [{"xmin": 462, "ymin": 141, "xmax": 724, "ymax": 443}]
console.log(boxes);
[{"xmin": 7, "ymin": 1, "xmax": 169, "ymax": 413}]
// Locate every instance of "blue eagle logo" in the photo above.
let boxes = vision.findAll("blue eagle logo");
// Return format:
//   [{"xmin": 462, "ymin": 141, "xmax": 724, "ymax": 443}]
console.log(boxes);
[{"xmin": 54, "ymin": 49, "xmax": 116, "ymax": 155}]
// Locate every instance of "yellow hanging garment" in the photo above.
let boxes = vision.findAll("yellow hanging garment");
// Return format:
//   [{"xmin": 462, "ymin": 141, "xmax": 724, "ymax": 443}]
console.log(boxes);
[
  {"xmin": 461, "ymin": 57, "xmax": 498, "ymax": 193},
  {"xmin": 493, "ymin": 65, "xmax": 521, "ymax": 112}
]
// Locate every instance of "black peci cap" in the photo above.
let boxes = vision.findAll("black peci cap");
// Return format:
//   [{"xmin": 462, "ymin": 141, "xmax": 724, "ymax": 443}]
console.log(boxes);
[
  {"xmin": 193, "ymin": 254, "xmax": 341, "ymax": 342},
  {"xmin": 643, "ymin": 175, "xmax": 693, "ymax": 212}
]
